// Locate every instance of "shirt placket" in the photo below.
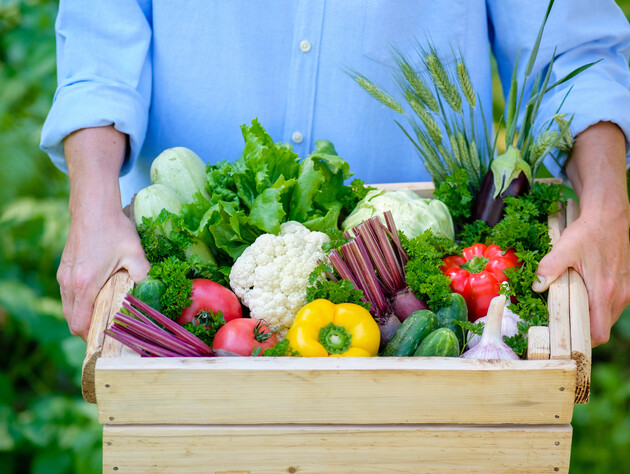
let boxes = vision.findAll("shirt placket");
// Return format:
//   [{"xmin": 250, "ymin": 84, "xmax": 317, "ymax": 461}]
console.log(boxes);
[{"xmin": 282, "ymin": 0, "xmax": 326, "ymax": 157}]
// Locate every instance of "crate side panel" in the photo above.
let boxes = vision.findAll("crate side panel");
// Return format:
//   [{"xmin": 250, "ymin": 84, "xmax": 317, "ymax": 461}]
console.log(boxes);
[
  {"xmin": 95, "ymin": 357, "xmax": 576, "ymax": 425},
  {"xmin": 103, "ymin": 424, "xmax": 572, "ymax": 473}
]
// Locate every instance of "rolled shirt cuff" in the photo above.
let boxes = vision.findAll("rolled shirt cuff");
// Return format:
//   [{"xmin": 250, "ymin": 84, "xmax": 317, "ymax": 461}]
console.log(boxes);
[{"xmin": 40, "ymin": 79, "xmax": 149, "ymax": 177}]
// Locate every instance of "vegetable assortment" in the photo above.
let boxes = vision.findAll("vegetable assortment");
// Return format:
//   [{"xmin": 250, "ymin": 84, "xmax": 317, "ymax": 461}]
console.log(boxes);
[
  {"xmin": 111, "ymin": 1, "xmax": 574, "ymax": 360},
  {"xmin": 110, "ymin": 117, "xmax": 566, "ymax": 362}
]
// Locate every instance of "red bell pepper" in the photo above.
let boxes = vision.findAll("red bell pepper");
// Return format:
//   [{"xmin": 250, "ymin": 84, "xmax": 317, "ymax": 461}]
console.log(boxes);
[{"xmin": 440, "ymin": 243, "xmax": 520, "ymax": 322}]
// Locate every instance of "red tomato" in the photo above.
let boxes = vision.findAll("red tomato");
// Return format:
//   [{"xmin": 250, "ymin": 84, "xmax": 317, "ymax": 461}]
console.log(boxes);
[
  {"xmin": 441, "ymin": 244, "xmax": 520, "ymax": 321},
  {"xmin": 176, "ymin": 279, "xmax": 242, "ymax": 325},
  {"xmin": 212, "ymin": 318, "xmax": 278, "ymax": 356}
]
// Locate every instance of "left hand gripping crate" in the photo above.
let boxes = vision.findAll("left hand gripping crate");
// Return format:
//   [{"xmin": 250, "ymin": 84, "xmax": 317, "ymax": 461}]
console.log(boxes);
[{"xmin": 81, "ymin": 181, "xmax": 591, "ymax": 473}]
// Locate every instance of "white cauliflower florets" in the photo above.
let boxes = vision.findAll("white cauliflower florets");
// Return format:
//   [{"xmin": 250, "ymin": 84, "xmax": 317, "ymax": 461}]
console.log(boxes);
[{"xmin": 229, "ymin": 221, "xmax": 330, "ymax": 338}]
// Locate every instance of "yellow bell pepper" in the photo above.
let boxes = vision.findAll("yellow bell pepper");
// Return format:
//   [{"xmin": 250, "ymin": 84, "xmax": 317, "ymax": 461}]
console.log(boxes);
[{"xmin": 286, "ymin": 299, "xmax": 380, "ymax": 357}]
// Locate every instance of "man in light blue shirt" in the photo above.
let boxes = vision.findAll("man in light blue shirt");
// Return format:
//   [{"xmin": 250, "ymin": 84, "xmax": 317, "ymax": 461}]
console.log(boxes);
[{"xmin": 42, "ymin": 1, "xmax": 630, "ymax": 347}]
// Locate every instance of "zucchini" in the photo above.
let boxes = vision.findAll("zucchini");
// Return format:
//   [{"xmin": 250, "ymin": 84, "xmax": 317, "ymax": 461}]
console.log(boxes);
[
  {"xmin": 381, "ymin": 309, "xmax": 438, "ymax": 356},
  {"xmin": 413, "ymin": 328, "xmax": 460, "ymax": 357},
  {"xmin": 435, "ymin": 292, "xmax": 468, "ymax": 348}
]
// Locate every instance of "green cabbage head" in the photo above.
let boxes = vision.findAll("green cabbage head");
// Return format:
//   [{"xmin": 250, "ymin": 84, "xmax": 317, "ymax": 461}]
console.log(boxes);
[{"xmin": 342, "ymin": 188, "xmax": 454, "ymax": 240}]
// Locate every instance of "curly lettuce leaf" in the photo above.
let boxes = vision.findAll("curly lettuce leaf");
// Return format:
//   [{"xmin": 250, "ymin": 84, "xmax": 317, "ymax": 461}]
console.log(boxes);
[
  {"xmin": 290, "ymin": 139, "xmax": 352, "ymax": 230},
  {"xmin": 174, "ymin": 120, "xmax": 355, "ymax": 265}
]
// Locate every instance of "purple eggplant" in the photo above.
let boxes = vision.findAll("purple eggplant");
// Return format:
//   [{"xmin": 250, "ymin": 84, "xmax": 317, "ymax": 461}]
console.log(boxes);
[
  {"xmin": 472, "ymin": 146, "xmax": 533, "ymax": 226},
  {"xmin": 473, "ymin": 169, "xmax": 531, "ymax": 226}
]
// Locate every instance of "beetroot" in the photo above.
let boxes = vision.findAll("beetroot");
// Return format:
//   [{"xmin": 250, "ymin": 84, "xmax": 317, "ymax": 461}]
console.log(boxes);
[
  {"xmin": 391, "ymin": 287, "xmax": 428, "ymax": 321},
  {"xmin": 378, "ymin": 314, "xmax": 402, "ymax": 351},
  {"xmin": 329, "ymin": 211, "xmax": 426, "ymax": 326}
]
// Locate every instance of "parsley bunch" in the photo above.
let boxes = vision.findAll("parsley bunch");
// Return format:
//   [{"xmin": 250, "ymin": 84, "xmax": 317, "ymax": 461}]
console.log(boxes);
[
  {"xmin": 492, "ymin": 182, "xmax": 566, "ymax": 356},
  {"xmin": 401, "ymin": 230, "xmax": 460, "ymax": 311}
]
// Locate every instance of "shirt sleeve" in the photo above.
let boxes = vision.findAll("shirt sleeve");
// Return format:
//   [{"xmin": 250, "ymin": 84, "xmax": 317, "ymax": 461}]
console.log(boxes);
[
  {"xmin": 40, "ymin": 0, "xmax": 153, "ymax": 176},
  {"xmin": 487, "ymin": 0, "xmax": 630, "ymax": 177}
]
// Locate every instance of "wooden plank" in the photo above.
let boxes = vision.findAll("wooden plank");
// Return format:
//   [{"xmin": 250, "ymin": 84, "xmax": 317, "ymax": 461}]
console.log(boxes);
[
  {"xmin": 527, "ymin": 326, "xmax": 550, "ymax": 360},
  {"xmin": 565, "ymin": 199, "xmax": 591, "ymax": 404},
  {"xmin": 81, "ymin": 269, "xmax": 134, "ymax": 403},
  {"xmin": 374, "ymin": 181, "xmax": 436, "ymax": 197},
  {"xmin": 374, "ymin": 177, "xmax": 563, "ymax": 198},
  {"xmin": 568, "ymin": 269, "xmax": 591, "ymax": 404},
  {"xmin": 103, "ymin": 423, "xmax": 572, "ymax": 473},
  {"xmin": 547, "ymin": 209, "xmax": 571, "ymax": 359},
  {"xmin": 95, "ymin": 357, "xmax": 576, "ymax": 426}
]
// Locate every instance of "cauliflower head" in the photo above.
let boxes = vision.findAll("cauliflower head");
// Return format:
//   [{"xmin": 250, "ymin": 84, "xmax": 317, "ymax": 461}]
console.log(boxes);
[{"xmin": 229, "ymin": 221, "xmax": 330, "ymax": 338}]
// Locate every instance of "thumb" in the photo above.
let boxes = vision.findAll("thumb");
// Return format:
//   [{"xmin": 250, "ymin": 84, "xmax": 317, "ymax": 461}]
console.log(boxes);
[
  {"xmin": 532, "ymin": 242, "xmax": 574, "ymax": 293},
  {"xmin": 120, "ymin": 250, "xmax": 151, "ymax": 285}
]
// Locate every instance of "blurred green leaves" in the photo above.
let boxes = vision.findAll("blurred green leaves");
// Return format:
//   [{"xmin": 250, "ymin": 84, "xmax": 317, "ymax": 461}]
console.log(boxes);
[
  {"xmin": 0, "ymin": 0, "xmax": 67, "ymax": 204},
  {"xmin": 1, "ymin": 1, "xmax": 101, "ymax": 473}
]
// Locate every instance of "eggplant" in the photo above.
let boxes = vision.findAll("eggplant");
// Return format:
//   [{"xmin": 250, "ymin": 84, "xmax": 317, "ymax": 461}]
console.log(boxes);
[
  {"xmin": 473, "ymin": 169, "xmax": 530, "ymax": 226},
  {"xmin": 472, "ymin": 146, "xmax": 532, "ymax": 226}
]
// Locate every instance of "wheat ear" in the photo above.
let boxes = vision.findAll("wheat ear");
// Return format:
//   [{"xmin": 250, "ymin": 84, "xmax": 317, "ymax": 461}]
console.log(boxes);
[{"xmin": 425, "ymin": 53, "xmax": 462, "ymax": 113}]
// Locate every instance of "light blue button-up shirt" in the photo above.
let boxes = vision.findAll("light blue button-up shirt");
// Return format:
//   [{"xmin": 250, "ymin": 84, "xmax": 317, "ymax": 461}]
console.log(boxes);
[{"xmin": 41, "ymin": 1, "xmax": 630, "ymax": 206}]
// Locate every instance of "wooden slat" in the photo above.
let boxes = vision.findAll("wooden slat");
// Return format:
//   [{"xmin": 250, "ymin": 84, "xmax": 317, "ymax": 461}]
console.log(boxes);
[
  {"xmin": 81, "ymin": 269, "xmax": 134, "ymax": 403},
  {"xmin": 374, "ymin": 177, "xmax": 563, "ymax": 199},
  {"xmin": 527, "ymin": 326, "xmax": 550, "ymax": 360},
  {"xmin": 95, "ymin": 357, "xmax": 576, "ymax": 426},
  {"xmin": 547, "ymin": 209, "xmax": 571, "ymax": 359},
  {"xmin": 565, "ymin": 199, "xmax": 592, "ymax": 404},
  {"xmin": 103, "ymin": 424, "xmax": 572, "ymax": 473},
  {"xmin": 373, "ymin": 181, "xmax": 436, "ymax": 197}
]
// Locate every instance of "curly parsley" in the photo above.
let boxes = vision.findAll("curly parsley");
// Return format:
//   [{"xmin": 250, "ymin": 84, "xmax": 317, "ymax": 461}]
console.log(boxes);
[{"xmin": 401, "ymin": 230, "xmax": 460, "ymax": 311}]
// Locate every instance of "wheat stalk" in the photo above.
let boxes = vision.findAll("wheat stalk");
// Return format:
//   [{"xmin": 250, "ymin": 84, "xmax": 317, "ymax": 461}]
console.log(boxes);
[
  {"xmin": 425, "ymin": 53, "xmax": 462, "ymax": 113},
  {"xmin": 553, "ymin": 115, "xmax": 573, "ymax": 151},
  {"xmin": 457, "ymin": 62, "xmax": 476, "ymax": 107},
  {"xmin": 397, "ymin": 58, "xmax": 440, "ymax": 113},
  {"xmin": 405, "ymin": 90, "xmax": 442, "ymax": 145},
  {"xmin": 353, "ymin": 73, "xmax": 405, "ymax": 114}
]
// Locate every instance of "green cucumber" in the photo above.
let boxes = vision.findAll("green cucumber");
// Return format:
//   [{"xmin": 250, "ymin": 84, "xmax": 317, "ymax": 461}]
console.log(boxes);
[
  {"xmin": 381, "ymin": 309, "xmax": 439, "ymax": 356},
  {"xmin": 435, "ymin": 293, "xmax": 468, "ymax": 348},
  {"xmin": 413, "ymin": 328, "xmax": 460, "ymax": 357}
]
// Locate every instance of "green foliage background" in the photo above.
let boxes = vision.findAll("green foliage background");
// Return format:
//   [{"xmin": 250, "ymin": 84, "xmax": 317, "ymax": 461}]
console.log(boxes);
[{"xmin": 0, "ymin": 1, "xmax": 628, "ymax": 473}]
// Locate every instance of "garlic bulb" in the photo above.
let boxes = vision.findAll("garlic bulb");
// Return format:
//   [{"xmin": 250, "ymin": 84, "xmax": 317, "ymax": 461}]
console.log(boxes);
[
  {"xmin": 460, "ymin": 295, "xmax": 520, "ymax": 360},
  {"xmin": 466, "ymin": 304, "xmax": 522, "ymax": 349}
]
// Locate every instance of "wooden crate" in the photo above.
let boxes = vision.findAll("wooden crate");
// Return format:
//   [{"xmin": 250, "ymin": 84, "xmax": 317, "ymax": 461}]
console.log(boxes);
[{"xmin": 81, "ymin": 182, "xmax": 591, "ymax": 473}]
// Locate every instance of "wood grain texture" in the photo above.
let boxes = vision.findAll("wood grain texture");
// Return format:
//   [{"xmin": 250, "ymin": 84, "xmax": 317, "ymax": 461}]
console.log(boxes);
[
  {"xmin": 566, "ymin": 196, "xmax": 592, "ymax": 404},
  {"xmin": 373, "ymin": 181, "xmax": 436, "ymax": 197},
  {"xmin": 95, "ymin": 357, "xmax": 576, "ymax": 426},
  {"xmin": 81, "ymin": 269, "xmax": 134, "ymax": 403},
  {"xmin": 547, "ymin": 209, "xmax": 572, "ymax": 359},
  {"xmin": 527, "ymin": 326, "xmax": 550, "ymax": 360},
  {"xmin": 374, "ymin": 177, "xmax": 562, "ymax": 198},
  {"xmin": 103, "ymin": 424, "xmax": 573, "ymax": 473}
]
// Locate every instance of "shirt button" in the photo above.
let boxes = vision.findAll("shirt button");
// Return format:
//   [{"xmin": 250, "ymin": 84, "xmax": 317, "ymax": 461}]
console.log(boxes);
[
  {"xmin": 299, "ymin": 40, "xmax": 311, "ymax": 53},
  {"xmin": 291, "ymin": 131, "xmax": 304, "ymax": 144}
]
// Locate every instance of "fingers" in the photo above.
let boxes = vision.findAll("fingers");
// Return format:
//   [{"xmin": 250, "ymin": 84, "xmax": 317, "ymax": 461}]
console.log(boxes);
[
  {"xmin": 532, "ymin": 235, "xmax": 576, "ymax": 293},
  {"xmin": 58, "ymin": 260, "xmax": 107, "ymax": 341},
  {"xmin": 588, "ymin": 264, "xmax": 630, "ymax": 347},
  {"xmin": 121, "ymin": 249, "xmax": 151, "ymax": 284},
  {"xmin": 532, "ymin": 217, "xmax": 630, "ymax": 348},
  {"xmin": 57, "ymin": 210, "xmax": 150, "ymax": 340}
]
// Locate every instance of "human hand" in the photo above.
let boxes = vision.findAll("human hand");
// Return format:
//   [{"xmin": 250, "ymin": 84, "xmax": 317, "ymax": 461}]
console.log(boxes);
[
  {"xmin": 57, "ymin": 207, "xmax": 150, "ymax": 340},
  {"xmin": 532, "ymin": 206, "xmax": 630, "ymax": 346},
  {"xmin": 532, "ymin": 121, "xmax": 630, "ymax": 347},
  {"xmin": 60, "ymin": 125, "xmax": 150, "ymax": 340}
]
